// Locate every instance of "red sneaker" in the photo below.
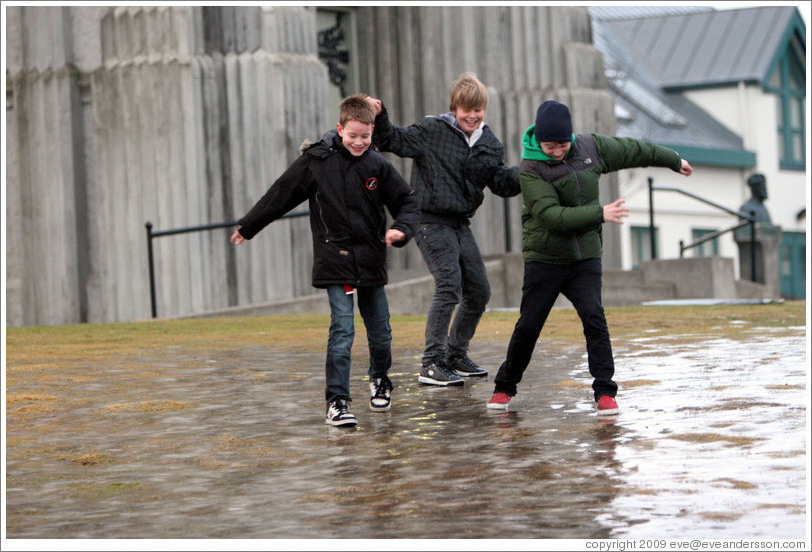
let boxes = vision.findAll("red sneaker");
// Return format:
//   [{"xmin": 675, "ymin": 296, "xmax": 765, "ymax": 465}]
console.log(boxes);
[
  {"xmin": 487, "ymin": 392, "xmax": 511, "ymax": 410},
  {"xmin": 597, "ymin": 395, "xmax": 619, "ymax": 416}
]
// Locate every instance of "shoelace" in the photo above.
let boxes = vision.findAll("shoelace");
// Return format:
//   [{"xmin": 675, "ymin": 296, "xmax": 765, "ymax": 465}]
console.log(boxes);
[
  {"xmin": 373, "ymin": 377, "xmax": 393, "ymax": 399},
  {"xmin": 439, "ymin": 364, "xmax": 459, "ymax": 377},
  {"xmin": 332, "ymin": 399, "xmax": 351, "ymax": 414},
  {"xmin": 454, "ymin": 356, "xmax": 478, "ymax": 370}
]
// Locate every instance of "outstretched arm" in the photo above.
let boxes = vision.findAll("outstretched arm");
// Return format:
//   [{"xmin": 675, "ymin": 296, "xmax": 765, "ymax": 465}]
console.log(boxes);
[
  {"xmin": 366, "ymin": 98, "xmax": 427, "ymax": 159},
  {"xmin": 231, "ymin": 155, "xmax": 311, "ymax": 242}
]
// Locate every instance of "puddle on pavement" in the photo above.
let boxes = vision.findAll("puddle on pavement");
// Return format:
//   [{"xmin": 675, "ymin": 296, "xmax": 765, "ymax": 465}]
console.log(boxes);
[{"xmin": 5, "ymin": 329, "xmax": 807, "ymax": 539}]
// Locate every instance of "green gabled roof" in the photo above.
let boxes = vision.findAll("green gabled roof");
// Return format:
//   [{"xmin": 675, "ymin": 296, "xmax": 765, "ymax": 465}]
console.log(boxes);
[
  {"xmin": 599, "ymin": 6, "xmax": 805, "ymax": 92},
  {"xmin": 590, "ymin": 6, "xmax": 808, "ymax": 168},
  {"xmin": 661, "ymin": 144, "xmax": 756, "ymax": 169}
]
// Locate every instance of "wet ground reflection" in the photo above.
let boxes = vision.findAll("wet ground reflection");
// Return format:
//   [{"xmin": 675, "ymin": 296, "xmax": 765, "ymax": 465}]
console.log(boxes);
[{"xmin": 5, "ymin": 328, "xmax": 806, "ymax": 539}]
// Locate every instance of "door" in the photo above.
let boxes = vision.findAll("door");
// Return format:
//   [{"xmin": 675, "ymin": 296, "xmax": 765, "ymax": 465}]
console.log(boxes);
[{"xmin": 779, "ymin": 231, "xmax": 805, "ymax": 299}]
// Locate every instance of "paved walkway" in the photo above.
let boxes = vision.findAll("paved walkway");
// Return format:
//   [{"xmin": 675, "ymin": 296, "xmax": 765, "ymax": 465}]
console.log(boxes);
[{"xmin": 5, "ymin": 329, "xmax": 807, "ymax": 540}]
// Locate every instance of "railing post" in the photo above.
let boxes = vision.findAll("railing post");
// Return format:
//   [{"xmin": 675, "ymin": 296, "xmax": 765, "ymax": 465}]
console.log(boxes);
[
  {"xmin": 679, "ymin": 239, "xmax": 685, "ymax": 258},
  {"xmin": 503, "ymin": 198, "xmax": 512, "ymax": 253},
  {"xmin": 648, "ymin": 177, "xmax": 657, "ymax": 260},
  {"xmin": 145, "ymin": 222, "xmax": 158, "ymax": 319}
]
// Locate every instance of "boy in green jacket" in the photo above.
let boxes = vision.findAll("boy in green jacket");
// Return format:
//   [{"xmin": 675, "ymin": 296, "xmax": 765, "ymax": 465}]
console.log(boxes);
[{"xmin": 487, "ymin": 100, "xmax": 693, "ymax": 415}]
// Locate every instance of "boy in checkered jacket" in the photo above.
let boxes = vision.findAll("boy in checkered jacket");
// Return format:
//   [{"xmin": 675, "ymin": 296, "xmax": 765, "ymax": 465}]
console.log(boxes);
[{"xmin": 366, "ymin": 73, "xmax": 520, "ymax": 387}]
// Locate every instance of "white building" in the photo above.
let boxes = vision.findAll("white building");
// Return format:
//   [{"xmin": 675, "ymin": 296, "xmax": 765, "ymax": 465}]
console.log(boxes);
[{"xmin": 591, "ymin": 5, "xmax": 807, "ymax": 299}]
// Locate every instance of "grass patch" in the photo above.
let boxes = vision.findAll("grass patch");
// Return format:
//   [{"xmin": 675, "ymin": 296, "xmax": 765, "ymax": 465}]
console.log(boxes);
[
  {"xmin": 101, "ymin": 401, "xmax": 194, "ymax": 413},
  {"xmin": 555, "ymin": 380, "xmax": 590, "ymax": 390},
  {"xmin": 678, "ymin": 400, "xmax": 784, "ymax": 412},
  {"xmin": 667, "ymin": 433, "xmax": 763, "ymax": 446},
  {"xmin": 7, "ymin": 393, "xmax": 59, "ymax": 404},
  {"xmin": 715, "ymin": 478, "xmax": 757, "ymax": 490},
  {"xmin": 60, "ymin": 451, "xmax": 115, "ymax": 465},
  {"xmin": 764, "ymin": 384, "xmax": 805, "ymax": 390},
  {"xmin": 69, "ymin": 482, "xmax": 140, "ymax": 497},
  {"xmin": 620, "ymin": 379, "xmax": 661, "ymax": 388},
  {"xmin": 698, "ymin": 511, "xmax": 743, "ymax": 522},
  {"xmin": 6, "ymin": 302, "xmax": 805, "ymax": 366}
]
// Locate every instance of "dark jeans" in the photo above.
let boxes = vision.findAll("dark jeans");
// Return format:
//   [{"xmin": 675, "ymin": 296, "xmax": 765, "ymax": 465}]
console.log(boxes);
[
  {"xmin": 493, "ymin": 258, "xmax": 618, "ymax": 401},
  {"xmin": 415, "ymin": 222, "xmax": 490, "ymax": 366},
  {"xmin": 325, "ymin": 285, "xmax": 392, "ymax": 404}
]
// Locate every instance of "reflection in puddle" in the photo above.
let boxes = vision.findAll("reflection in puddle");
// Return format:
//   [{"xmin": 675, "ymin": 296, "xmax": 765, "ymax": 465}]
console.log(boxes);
[{"xmin": 5, "ymin": 331, "xmax": 806, "ymax": 539}]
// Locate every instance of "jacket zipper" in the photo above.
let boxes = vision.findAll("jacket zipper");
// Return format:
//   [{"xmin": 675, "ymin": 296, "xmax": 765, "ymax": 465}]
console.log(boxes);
[
  {"xmin": 563, "ymin": 159, "xmax": 583, "ymax": 260},
  {"xmin": 315, "ymin": 189, "xmax": 330, "ymax": 242}
]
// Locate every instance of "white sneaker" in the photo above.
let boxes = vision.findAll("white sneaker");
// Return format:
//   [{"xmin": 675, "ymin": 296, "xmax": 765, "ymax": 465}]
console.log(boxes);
[
  {"xmin": 325, "ymin": 398, "xmax": 357, "ymax": 427},
  {"xmin": 369, "ymin": 376, "xmax": 393, "ymax": 412}
]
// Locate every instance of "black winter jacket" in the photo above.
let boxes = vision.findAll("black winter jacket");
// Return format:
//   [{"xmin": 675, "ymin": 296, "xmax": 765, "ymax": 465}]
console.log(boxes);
[
  {"xmin": 372, "ymin": 106, "xmax": 520, "ymax": 223},
  {"xmin": 237, "ymin": 131, "xmax": 419, "ymax": 288}
]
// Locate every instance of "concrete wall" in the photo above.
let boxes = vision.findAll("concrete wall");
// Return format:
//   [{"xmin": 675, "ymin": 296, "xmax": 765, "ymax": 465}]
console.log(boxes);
[
  {"xmin": 5, "ymin": 5, "xmax": 616, "ymax": 326},
  {"xmin": 177, "ymin": 252, "xmax": 776, "ymax": 321}
]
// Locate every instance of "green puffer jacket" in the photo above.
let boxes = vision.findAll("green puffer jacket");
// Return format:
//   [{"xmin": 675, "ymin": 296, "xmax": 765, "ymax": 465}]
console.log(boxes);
[{"xmin": 520, "ymin": 125, "xmax": 683, "ymax": 264}]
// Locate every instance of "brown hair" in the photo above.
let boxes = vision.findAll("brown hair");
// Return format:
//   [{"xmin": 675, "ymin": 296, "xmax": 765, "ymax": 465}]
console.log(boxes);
[
  {"xmin": 449, "ymin": 72, "xmax": 489, "ymax": 111},
  {"xmin": 339, "ymin": 94, "xmax": 375, "ymax": 126}
]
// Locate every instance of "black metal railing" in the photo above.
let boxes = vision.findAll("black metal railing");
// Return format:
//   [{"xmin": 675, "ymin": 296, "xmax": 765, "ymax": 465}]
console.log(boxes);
[
  {"xmin": 145, "ymin": 211, "xmax": 309, "ymax": 318},
  {"xmin": 647, "ymin": 177, "xmax": 757, "ymax": 281}
]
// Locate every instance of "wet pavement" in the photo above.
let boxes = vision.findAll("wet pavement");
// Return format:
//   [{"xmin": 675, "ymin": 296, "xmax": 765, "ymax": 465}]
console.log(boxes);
[{"xmin": 4, "ymin": 326, "xmax": 808, "ymax": 540}]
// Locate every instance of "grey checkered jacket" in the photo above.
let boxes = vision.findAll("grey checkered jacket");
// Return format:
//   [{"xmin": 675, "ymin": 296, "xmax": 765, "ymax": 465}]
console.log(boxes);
[{"xmin": 372, "ymin": 106, "xmax": 520, "ymax": 221}]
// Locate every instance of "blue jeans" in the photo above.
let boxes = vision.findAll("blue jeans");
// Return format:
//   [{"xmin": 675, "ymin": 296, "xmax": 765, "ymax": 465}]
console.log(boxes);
[
  {"xmin": 493, "ymin": 258, "xmax": 617, "ymax": 401},
  {"xmin": 325, "ymin": 285, "xmax": 392, "ymax": 404},
  {"xmin": 415, "ymin": 222, "xmax": 491, "ymax": 366}
]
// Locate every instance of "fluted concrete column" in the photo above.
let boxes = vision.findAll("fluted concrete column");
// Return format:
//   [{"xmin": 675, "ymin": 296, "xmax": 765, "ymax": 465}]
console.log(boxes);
[
  {"xmin": 5, "ymin": 6, "xmax": 92, "ymax": 325},
  {"xmin": 6, "ymin": 5, "xmax": 330, "ymax": 325}
]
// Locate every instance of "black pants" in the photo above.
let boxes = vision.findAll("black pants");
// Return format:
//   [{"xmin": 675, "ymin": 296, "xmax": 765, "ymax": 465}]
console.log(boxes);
[{"xmin": 493, "ymin": 258, "xmax": 618, "ymax": 401}]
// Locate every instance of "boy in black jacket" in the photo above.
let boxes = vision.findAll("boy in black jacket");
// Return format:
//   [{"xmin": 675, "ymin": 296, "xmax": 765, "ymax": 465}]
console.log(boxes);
[
  {"xmin": 367, "ymin": 73, "xmax": 520, "ymax": 387},
  {"xmin": 231, "ymin": 95, "xmax": 419, "ymax": 427}
]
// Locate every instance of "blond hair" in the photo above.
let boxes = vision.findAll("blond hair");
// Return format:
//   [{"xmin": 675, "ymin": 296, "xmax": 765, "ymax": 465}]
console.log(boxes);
[
  {"xmin": 449, "ymin": 72, "xmax": 489, "ymax": 111},
  {"xmin": 339, "ymin": 94, "xmax": 375, "ymax": 126}
]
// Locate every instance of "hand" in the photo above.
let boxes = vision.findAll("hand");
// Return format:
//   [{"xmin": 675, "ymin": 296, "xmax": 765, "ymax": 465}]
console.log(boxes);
[
  {"xmin": 385, "ymin": 228, "xmax": 405, "ymax": 246},
  {"xmin": 230, "ymin": 229, "xmax": 245, "ymax": 245},
  {"xmin": 679, "ymin": 159, "xmax": 693, "ymax": 176},
  {"xmin": 366, "ymin": 96, "xmax": 382, "ymax": 115},
  {"xmin": 603, "ymin": 198, "xmax": 629, "ymax": 225}
]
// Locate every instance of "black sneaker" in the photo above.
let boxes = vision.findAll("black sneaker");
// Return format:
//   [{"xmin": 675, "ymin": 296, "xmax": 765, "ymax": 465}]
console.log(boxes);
[
  {"xmin": 325, "ymin": 398, "xmax": 357, "ymax": 427},
  {"xmin": 447, "ymin": 354, "xmax": 488, "ymax": 377},
  {"xmin": 418, "ymin": 362, "xmax": 464, "ymax": 386},
  {"xmin": 369, "ymin": 376, "xmax": 393, "ymax": 412}
]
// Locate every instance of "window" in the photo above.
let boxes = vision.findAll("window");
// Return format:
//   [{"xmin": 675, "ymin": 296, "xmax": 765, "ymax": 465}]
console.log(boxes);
[
  {"xmin": 631, "ymin": 226, "xmax": 658, "ymax": 269},
  {"xmin": 767, "ymin": 33, "xmax": 806, "ymax": 170},
  {"xmin": 691, "ymin": 228, "xmax": 719, "ymax": 257}
]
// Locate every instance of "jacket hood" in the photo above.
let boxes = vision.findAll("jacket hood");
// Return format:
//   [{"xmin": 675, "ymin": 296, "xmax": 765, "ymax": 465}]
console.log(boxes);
[{"xmin": 521, "ymin": 124, "xmax": 575, "ymax": 161}]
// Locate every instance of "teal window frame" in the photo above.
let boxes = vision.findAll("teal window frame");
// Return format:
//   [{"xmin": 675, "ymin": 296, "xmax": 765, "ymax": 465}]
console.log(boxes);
[
  {"xmin": 631, "ymin": 226, "xmax": 658, "ymax": 270},
  {"xmin": 765, "ymin": 32, "xmax": 805, "ymax": 171},
  {"xmin": 691, "ymin": 228, "xmax": 720, "ymax": 257}
]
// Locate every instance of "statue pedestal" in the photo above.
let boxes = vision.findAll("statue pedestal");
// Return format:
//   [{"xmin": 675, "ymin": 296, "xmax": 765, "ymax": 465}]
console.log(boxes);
[{"xmin": 733, "ymin": 223, "xmax": 783, "ymax": 297}]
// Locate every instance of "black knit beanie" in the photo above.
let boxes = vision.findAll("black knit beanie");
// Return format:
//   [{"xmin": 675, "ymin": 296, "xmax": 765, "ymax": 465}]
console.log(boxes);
[{"xmin": 534, "ymin": 100, "xmax": 573, "ymax": 142}]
